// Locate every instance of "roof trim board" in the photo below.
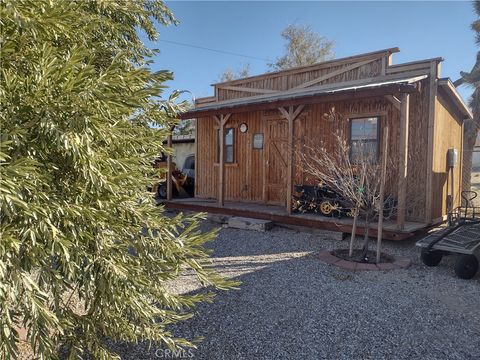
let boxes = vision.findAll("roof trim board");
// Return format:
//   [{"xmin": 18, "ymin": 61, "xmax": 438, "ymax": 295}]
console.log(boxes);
[{"xmin": 438, "ymin": 78, "xmax": 473, "ymax": 120}]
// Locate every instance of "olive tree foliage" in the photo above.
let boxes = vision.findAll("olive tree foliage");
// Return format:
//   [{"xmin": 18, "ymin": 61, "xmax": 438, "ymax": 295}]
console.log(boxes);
[
  {"xmin": 454, "ymin": 1, "xmax": 480, "ymax": 190},
  {"xmin": 0, "ymin": 1, "xmax": 234, "ymax": 359},
  {"xmin": 268, "ymin": 24, "xmax": 335, "ymax": 71}
]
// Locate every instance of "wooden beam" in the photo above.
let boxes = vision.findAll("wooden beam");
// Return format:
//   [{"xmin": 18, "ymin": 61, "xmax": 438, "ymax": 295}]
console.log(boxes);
[
  {"xmin": 221, "ymin": 113, "xmax": 231, "ymax": 126},
  {"xmin": 218, "ymin": 114, "xmax": 231, "ymax": 206},
  {"xmin": 217, "ymin": 85, "xmax": 277, "ymax": 94},
  {"xmin": 425, "ymin": 62, "xmax": 438, "ymax": 223},
  {"xmin": 381, "ymin": 57, "xmax": 387, "ymax": 75},
  {"xmin": 166, "ymin": 133, "xmax": 173, "ymax": 201},
  {"xmin": 397, "ymin": 93, "xmax": 410, "ymax": 229},
  {"xmin": 291, "ymin": 104, "xmax": 305, "ymax": 121},
  {"xmin": 384, "ymin": 95, "xmax": 401, "ymax": 111},
  {"xmin": 292, "ymin": 59, "xmax": 376, "ymax": 90},
  {"xmin": 278, "ymin": 107, "xmax": 290, "ymax": 120},
  {"xmin": 387, "ymin": 58, "xmax": 442, "ymax": 74}
]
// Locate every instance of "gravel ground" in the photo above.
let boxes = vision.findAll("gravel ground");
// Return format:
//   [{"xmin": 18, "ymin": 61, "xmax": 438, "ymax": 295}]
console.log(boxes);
[{"xmin": 112, "ymin": 221, "xmax": 480, "ymax": 360}]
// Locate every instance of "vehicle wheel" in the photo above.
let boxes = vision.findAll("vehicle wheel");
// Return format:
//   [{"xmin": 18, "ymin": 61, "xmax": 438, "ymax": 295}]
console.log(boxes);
[
  {"xmin": 421, "ymin": 249, "xmax": 443, "ymax": 267},
  {"xmin": 156, "ymin": 184, "xmax": 167, "ymax": 199},
  {"xmin": 319, "ymin": 201, "xmax": 333, "ymax": 216},
  {"xmin": 454, "ymin": 255, "xmax": 479, "ymax": 280}
]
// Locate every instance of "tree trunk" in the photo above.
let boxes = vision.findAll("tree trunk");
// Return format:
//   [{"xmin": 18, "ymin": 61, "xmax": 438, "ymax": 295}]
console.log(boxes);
[
  {"xmin": 462, "ymin": 119, "xmax": 479, "ymax": 198},
  {"xmin": 361, "ymin": 214, "xmax": 370, "ymax": 261},
  {"xmin": 348, "ymin": 209, "xmax": 358, "ymax": 258}
]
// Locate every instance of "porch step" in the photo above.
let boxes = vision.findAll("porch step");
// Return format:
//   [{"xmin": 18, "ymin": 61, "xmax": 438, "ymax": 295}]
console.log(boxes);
[{"xmin": 227, "ymin": 216, "xmax": 274, "ymax": 232}]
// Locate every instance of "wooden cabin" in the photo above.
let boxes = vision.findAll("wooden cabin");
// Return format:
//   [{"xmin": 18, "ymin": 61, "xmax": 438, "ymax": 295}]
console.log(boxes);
[{"xmin": 170, "ymin": 48, "xmax": 472, "ymax": 239}]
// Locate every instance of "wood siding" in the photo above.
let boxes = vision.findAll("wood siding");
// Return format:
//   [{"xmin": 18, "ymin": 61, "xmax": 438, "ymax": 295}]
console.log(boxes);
[
  {"xmin": 196, "ymin": 85, "xmax": 431, "ymax": 221},
  {"xmin": 431, "ymin": 93, "xmax": 464, "ymax": 220},
  {"xmin": 216, "ymin": 59, "xmax": 384, "ymax": 101},
  {"xmin": 196, "ymin": 111, "xmax": 265, "ymax": 202}
]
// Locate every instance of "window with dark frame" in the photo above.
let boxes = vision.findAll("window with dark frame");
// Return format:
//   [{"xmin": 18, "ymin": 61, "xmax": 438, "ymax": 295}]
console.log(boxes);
[
  {"xmin": 349, "ymin": 117, "xmax": 380, "ymax": 163},
  {"xmin": 216, "ymin": 128, "xmax": 235, "ymax": 163}
]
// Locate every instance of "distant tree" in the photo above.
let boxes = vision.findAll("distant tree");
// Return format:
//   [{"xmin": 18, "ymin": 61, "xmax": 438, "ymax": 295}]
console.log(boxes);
[
  {"xmin": 218, "ymin": 64, "xmax": 251, "ymax": 82},
  {"xmin": 0, "ymin": 1, "xmax": 234, "ymax": 358},
  {"xmin": 175, "ymin": 118, "xmax": 195, "ymax": 135},
  {"xmin": 455, "ymin": 1, "xmax": 480, "ymax": 191},
  {"xmin": 269, "ymin": 24, "xmax": 335, "ymax": 71}
]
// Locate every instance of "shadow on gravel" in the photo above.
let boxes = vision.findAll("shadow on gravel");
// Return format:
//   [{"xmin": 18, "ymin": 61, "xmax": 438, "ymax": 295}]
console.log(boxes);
[
  {"xmin": 113, "ymin": 238, "xmax": 480, "ymax": 360},
  {"xmin": 112, "ymin": 227, "xmax": 479, "ymax": 360}
]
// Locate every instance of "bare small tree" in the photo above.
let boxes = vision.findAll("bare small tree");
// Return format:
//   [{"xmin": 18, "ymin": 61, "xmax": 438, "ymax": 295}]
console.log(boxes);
[
  {"xmin": 300, "ymin": 133, "xmax": 395, "ymax": 261},
  {"xmin": 297, "ymin": 111, "xmax": 402, "ymax": 262}
]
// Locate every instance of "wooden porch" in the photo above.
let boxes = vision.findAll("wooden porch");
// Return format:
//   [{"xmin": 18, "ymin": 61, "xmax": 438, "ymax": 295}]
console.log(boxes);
[{"xmin": 164, "ymin": 198, "xmax": 429, "ymax": 241}]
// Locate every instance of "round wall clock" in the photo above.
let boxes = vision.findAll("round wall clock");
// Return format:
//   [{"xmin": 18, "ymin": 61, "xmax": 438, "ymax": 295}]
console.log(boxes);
[{"xmin": 239, "ymin": 123, "xmax": 248, "ymax": 133}]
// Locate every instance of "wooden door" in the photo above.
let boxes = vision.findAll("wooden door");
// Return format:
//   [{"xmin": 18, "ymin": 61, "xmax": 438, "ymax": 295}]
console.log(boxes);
[{"xmin": 265, "ymin": 119, "xmax": 288, "ymax": 205}]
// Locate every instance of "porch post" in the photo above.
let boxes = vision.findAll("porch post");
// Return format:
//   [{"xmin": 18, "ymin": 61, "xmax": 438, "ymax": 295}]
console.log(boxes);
[
  {"xmin": 397, "ymin": 93, "xmax": 410, "ymax": 229},
  {"xmin": 287, "ymin": 107, "xmax": 295, "ymax": 215},
  {"xmin": 166, "ymin": 131, "xmax": 173, "ymax": 201},
  {"xmin": 279, "ymin": 105, "xmax": 304, "ymax": 214},
  {"xmin": 217, "ymin": 114, "xmax": 231, "ymax": 207}
]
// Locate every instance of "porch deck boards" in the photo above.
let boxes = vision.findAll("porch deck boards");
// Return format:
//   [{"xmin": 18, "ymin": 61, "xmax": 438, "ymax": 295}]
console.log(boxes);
[{"xmin": 164, "ymin": 198, "xmax": 429, "ymax": 240}]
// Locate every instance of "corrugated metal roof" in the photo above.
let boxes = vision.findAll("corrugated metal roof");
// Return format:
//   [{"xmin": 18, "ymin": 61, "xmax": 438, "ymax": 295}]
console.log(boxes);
[{"xmin": 186, "ymin": 74, "xmax": 428, "ymax": 115}]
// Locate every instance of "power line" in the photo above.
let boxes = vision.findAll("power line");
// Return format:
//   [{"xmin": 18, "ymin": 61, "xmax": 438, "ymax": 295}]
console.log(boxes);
[{"xmin": 158, "ymin": 39, "xmax": 271, "ymax": 62}]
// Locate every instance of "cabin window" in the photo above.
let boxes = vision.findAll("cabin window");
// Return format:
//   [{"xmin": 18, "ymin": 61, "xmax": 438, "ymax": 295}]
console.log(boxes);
[
  {"xmin": 216, "ymin": 128, "xmax": 235, "ymax": 163},
  {"xmin": 349, "ymin": 117, "xmax": 379, "ymax": 163}
]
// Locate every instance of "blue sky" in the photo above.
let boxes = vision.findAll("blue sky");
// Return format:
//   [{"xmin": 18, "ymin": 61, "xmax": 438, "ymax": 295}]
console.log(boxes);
[{"xmin": 143, "ymin": 1, "xmax": 477, "ymax": 104}]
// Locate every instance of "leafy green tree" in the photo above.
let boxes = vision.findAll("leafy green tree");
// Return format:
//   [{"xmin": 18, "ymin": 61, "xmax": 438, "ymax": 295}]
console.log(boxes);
[
  {"xmin": 0, "ymin": 1, "xmax": 233, "ymax": 358},
  {"xmin": 455, "ymin": 1, "xmax": 480, "ymax": 190},
  {"xmin": 269, "ymin": 24, "xmax": 335, "ymax": 70}
]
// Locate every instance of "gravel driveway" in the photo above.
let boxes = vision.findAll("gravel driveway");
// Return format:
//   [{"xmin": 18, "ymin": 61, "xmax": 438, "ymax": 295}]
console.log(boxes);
[{"xmin": 113, "ymin": 221, "xmax": 480, "ymax": 360}]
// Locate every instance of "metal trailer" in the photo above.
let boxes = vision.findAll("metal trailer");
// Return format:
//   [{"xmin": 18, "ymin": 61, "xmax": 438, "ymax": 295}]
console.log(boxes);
[{"xmin": 416, "ymin": 191, "xmax": 480, "ymax": 279}]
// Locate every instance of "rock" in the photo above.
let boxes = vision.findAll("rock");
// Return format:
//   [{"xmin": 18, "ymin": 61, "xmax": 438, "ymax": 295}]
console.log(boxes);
[{"xmin": 207, "ymin": 213, "xmax": 230, "ymax": 224}]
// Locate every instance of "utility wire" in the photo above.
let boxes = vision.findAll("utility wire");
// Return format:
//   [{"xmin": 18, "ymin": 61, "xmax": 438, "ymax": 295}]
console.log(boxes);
[{"xmin": 158, "ymin": 39, "xmax": 271, "ymax": 62}]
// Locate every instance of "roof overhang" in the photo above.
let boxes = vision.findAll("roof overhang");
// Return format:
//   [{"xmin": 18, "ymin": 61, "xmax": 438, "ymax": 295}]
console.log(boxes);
[
  {"xmin": 438, "ymin": 78, "xmax": 473, "ymax": 121},
  {"xmin": 180, "ymin": 75, "xmax": 426, "ymax": 119}
]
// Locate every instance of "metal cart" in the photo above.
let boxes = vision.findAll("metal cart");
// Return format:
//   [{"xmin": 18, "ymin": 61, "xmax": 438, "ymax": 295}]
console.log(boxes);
[{"xmin": 416, "ymin": 191, "xmax": 480, "ymax": 279}]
